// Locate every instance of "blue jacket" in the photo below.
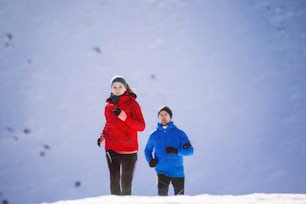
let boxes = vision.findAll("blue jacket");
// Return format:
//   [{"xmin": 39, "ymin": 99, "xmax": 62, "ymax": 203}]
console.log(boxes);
[{"xmin": 144, "ymin": 121, "xmax": 194, "ymax": 177}]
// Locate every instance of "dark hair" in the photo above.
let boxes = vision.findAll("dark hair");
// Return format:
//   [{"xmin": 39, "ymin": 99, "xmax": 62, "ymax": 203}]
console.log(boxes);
[
  {"xmin": 158, "ymin": 106, "xmax": 172, "ymax": 118},
  {"xmin": 126, "ymin": 84, "xmax": 137, "ymax": 98}
]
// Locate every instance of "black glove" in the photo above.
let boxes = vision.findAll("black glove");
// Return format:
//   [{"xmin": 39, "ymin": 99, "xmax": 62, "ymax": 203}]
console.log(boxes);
[
  {"xmin": 183, "ymin": 141, "xmax": 192, "ymax": 149},
  {"xmin": 149, "ymin": 158, "xmax": 158, "ymax": 167},
  {"xmin": 97, "ymin": 138, "xmax": 101, "ymax": 147},
  {"xmin": 112, "ymin": 108, "xmax": 122, "ymax": 116},
  {"xmin": 165, "ymin": 146, "xmax": 178, "ymax": 154}
]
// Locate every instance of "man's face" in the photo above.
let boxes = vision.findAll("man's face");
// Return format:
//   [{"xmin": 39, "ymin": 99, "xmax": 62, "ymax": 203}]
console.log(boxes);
[
  {"xmin": 111, "ymin": 82, "xmax": 126, "ymax": 96},
  {"xmin": 158, "ymin": 110, "xmax": 171, "ymax": 126}
]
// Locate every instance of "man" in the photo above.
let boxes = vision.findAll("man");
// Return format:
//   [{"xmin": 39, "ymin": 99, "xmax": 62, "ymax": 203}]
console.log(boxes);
[{"xmin": 144, "ymin": 106, "xmax": 194, "ymax": 196}]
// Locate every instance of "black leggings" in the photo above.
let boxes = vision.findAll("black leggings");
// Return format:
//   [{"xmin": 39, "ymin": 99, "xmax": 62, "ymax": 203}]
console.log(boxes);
[
  {"xmin": 106, "ymin": 150, "xmax": 137, "ymax": 195},
  {"xmin": 157, "ymin": 174, "xmax": 185, "ymax": 196}
]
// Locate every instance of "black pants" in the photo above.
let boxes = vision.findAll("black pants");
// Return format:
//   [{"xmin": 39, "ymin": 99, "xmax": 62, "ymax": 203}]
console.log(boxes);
[
  {"xmin": 106, "ymin": 150, "xmax": 137, "ymax": 195},
  {"xmin": 157, "ymin": 174, "xmax": 185, "ymax": 196}
]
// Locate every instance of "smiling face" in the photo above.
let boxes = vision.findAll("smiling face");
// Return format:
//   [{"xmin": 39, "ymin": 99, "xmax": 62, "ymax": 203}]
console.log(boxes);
[
  {"xmin": 158, "ymin": 110, "xmax": 171, "ymax": 126},
  {"xmin": 111, "ymin": 82, "xmax": 127, "ymax": 96}
]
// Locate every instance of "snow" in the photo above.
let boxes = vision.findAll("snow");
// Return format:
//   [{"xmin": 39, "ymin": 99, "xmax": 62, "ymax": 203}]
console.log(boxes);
[
  {"xmin": 43, "ymin": 194, "xmax": 306, "ymax": 204},
  {"xmin": 1, "ymin": 0, "xmax": 306, "ymax": 204}
]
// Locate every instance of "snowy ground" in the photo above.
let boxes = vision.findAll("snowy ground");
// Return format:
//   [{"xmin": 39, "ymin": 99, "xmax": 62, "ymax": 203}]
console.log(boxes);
[{"xmin": 43, "ymin": 194, "xmax": 306, "ymax": 204}]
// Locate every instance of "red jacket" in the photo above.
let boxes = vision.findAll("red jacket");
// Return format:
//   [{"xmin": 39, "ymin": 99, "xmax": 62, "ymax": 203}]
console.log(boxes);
[{"xmin": 102, "ymin": 92, "xmax": 145, "ymax": 153}]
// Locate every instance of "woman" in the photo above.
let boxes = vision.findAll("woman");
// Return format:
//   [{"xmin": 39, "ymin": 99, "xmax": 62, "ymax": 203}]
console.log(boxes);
[{"xmin": 98, "ymin": 75, "xmax": 145, "ymax": 195}]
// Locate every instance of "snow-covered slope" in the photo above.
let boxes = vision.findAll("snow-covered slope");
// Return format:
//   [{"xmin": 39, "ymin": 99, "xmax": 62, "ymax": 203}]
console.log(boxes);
[
  {"xmin": 43, "ymin": 194, "xmax": 306, "ymax": 204},
  {"xmin": 1, "ymin": 0, "xmax": 306, "ymax": 204}
]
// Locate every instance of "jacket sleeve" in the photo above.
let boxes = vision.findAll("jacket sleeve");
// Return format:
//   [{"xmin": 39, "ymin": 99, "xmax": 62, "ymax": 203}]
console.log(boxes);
[
  {"xmin": 123, "ymin": 100, "xmax": 145, "ymax": 132},
  {"xmin": 178, "ymin": 130, "xmax": 194, "ymax": 156},
  {"xmin": 144, "ymin": 135, "xmax": 154, "ymax": 162},
  {"xmin": 101, "ymin": 105, "xmax": 109, "ymax": 135}
]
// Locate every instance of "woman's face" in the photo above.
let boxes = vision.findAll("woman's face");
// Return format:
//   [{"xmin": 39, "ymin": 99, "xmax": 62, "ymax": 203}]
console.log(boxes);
[{"xmin": 111, "ymin": 82, "xmax": 127, "ymax": 96}]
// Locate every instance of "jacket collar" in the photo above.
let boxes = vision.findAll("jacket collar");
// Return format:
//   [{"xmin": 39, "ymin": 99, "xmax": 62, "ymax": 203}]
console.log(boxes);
[
  {"xmin": 157, "ymin": 121, "xmax": 174, "ymax": 130},
  {"xmin": 106, "ymin": 91, "xmax": 136, "ymax": 104}
]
